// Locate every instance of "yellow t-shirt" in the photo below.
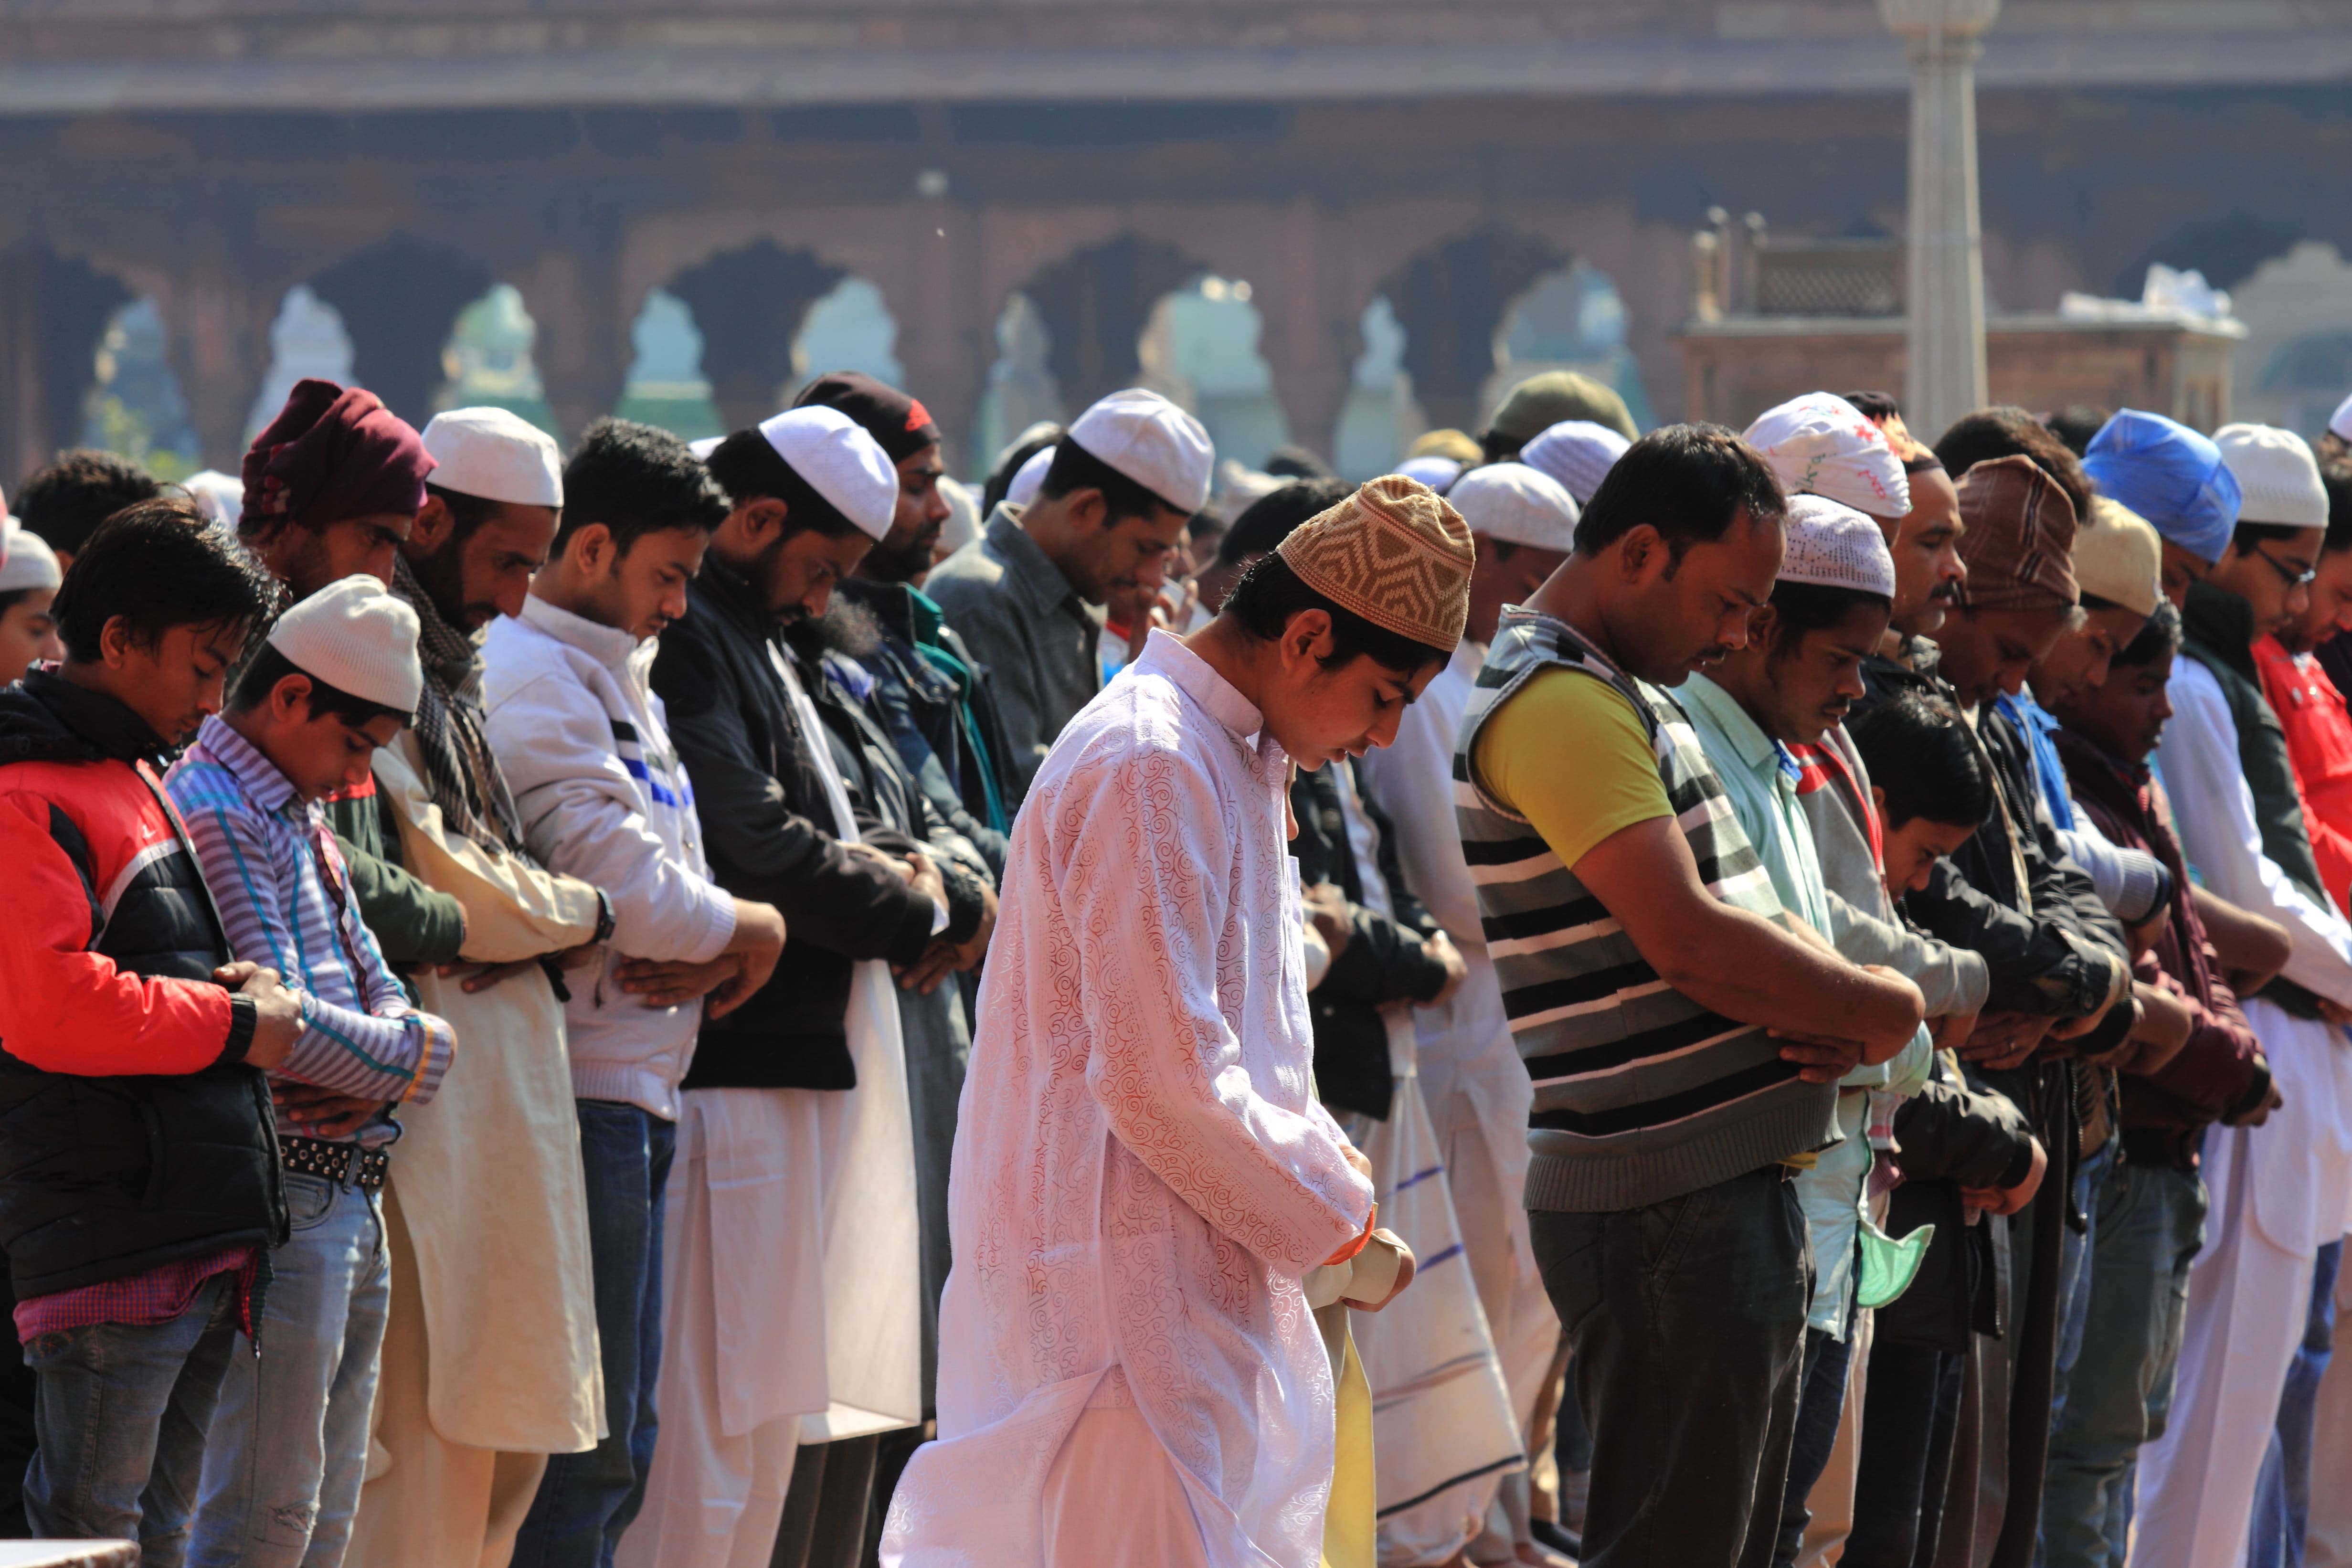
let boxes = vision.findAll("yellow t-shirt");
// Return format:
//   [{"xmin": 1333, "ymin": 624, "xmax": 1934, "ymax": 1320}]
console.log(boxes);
[{"xmin": 1473, "ymin": 668, "xmax": 1674, "ymax": 870}]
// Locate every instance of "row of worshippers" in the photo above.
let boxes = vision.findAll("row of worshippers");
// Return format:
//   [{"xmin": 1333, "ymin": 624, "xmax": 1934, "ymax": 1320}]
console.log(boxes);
[
  {"xmin": 0, "ymin": 369, "xmax": 1240, "ymax": 1568},
  {"xmin": 880, "ymin": 370, "xmax": 2352, "ymax": 1568},
  {"xmin": 1315, "ymin": 384, "xmax": 2352, "ymax": 1568}
]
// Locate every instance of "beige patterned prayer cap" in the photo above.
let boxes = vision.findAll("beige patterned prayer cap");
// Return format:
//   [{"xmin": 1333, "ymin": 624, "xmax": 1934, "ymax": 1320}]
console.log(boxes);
[{"xmin": 1274, "ymin": 475, "xmax": 1476, "ymax": 651}]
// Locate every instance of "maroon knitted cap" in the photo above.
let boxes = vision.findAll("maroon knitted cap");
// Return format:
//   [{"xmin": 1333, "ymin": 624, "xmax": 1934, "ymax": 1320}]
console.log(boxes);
[{"xmin": 241, "ymin": 379, "xmax": 435, "ymax": 533}]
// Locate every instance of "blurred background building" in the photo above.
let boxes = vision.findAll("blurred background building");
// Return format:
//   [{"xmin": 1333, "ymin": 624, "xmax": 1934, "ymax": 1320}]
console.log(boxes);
[{"xmin": 7, "ymin": 0, "xmax": 2352, "ymax": 485}]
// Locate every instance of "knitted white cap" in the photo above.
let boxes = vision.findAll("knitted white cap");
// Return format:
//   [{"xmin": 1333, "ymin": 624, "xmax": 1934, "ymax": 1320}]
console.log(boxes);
[
  {"xmin": 1391, "ymin": 455, "xmax": 1462, "ymax": 491},
  {"xmin": 1519, "ymin": 419, "xmax": 1633, "ymax": 506},
  {"xmin": 265, "ymin": 574, "xmax": 424, "ymax": 715},
  {"xmin": 421, "ymin": 407, "xmax": 563, "ymax": 509},
  {"xmin": 1066, "ymin": 389, "xmax": 1215, "ymax": 514},
  {"xmin": 0, "ymin": 528, "xmax": 60, "ymax": 594},
  {"xmin": 2331, "ymin": 391, "xmax": 2352, "ymax": 445},
  {"xmin": 1446, "ymin": 461, "xmax": 1580, "ymax": 552},
  {"xmin": 1743, "ymin": 392, "xmax": 1911, "ymax": 520},
  {"xmin": 757, "ymin": 405, "xmax": 899, "ymax": 541},
  {"xmin": 689, "ymin": 436, "xmax": 724, "ymax": 460},
  {"xmin": 180, "ymin": 470, "xmax": 244, "ymax": 529},
  {"xmin": 2216, "ymin": 423, "xmax": 2329, "ymax": 528},
  {"xmin": 1779, "ymin": 494, "xmax": 1896, "ymax": 598},
  {"xmin": 1006, "ymin": 444, "xmax": 1055, "ymax": 509}
]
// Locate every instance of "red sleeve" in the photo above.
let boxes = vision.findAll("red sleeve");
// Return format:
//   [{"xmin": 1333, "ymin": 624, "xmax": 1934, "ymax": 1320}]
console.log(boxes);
[{"xmin": 0, "ymin": 788, "xmax": 240, "ymax": 1077}]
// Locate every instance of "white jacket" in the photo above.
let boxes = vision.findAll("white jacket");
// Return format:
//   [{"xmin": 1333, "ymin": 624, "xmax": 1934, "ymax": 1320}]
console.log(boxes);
[{"xmin": 483, "ymin": 595, "xmax": 737, "ymax": 1118}]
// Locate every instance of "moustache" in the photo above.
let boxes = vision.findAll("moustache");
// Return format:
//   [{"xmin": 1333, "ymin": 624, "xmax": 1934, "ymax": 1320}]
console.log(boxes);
[{"xmin": 1929, "ymin": 581, "xmax": 1962, "ymax": 603}]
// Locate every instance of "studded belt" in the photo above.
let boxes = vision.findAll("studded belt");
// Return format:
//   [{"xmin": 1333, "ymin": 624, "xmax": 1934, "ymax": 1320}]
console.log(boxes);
[{"xmin": 280, "ymin": 1135, "xmax": 389, "ymax": 1191}]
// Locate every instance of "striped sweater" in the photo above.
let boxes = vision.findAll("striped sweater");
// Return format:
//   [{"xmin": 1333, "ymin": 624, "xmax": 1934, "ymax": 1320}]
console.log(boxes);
[{"xmin": 1454, "ymin": 608, "xmax": 1840, "ymax": 1212}]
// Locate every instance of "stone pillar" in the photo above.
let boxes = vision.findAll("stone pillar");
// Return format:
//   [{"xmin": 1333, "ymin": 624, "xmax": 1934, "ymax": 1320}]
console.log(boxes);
[
  {"xmin": 667, "ymin": 240, "xmax": 844, "ymax": 434},
  {"xmin": 523, "ymin": 232, "xmax": 632, "ymax": 445},
  {"xmin": 891, "ymin": 196, "xmax": 993, "ymax": 477},
  {"xmin": 1881, "ymin": 0, "xmax": 2000, "ymax": 441},
  {"xmin": 156, "ymin": 219, "xmax": 274, "ymax": 471},
  {"xmin": 1259, "ymin": 197, "xmax": 1358, "ymax": 466}
]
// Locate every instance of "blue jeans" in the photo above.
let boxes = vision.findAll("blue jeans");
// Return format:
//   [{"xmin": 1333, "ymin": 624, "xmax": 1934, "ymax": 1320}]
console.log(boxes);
[
  {"xmin": 1531, "ymin": 1165, "xmax": 1813, "ymax": 1568},
  {"xmin": 1772, "ymin": 1324, "xmax": 1857, "ymax": 1568},
  {"xmin": 2040, "ymin": 1158, "xmax": 2207, "ymax": 1568},
  {"xmin": 512, "ymin": 1101, "xmax": 676, "ymax": 1568},
  {"xmin": 2247, "ymin": 1239, "xmax": 2343, "ymax": 1568},
  {"xmin": 21, "ymin": 1268, "xmax": 243, "ymax": 1568},
  {"xmin": 190, "ymin": 1170, "xmax": 389, "ymax": 1568}
]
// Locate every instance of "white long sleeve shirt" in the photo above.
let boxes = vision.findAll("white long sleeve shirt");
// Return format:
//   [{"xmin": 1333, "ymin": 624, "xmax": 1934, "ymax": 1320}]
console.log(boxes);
[
  {"xmin": 483, "ymin": 595, "xmax": 738, "ymax": 1118},
  {"xmin": 2157, "ymin": 657, "xmax": 2352, "ymax": 1006},
  {"xmin": 887, "ymin": 631, "xmax": 1374, "ymax": 1568}
]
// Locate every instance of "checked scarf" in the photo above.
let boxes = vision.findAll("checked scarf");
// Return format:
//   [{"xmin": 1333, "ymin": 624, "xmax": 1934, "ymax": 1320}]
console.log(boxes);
[{"xmin": 391, "ymin": 555, "xmax": 529, "ymax": 857}]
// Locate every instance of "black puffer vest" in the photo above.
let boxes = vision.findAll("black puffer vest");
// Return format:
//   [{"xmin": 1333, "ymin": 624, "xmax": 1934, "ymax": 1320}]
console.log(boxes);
[{"xmin": 0, "ymin": 675, "xmax": 286, "ymax": 1298}]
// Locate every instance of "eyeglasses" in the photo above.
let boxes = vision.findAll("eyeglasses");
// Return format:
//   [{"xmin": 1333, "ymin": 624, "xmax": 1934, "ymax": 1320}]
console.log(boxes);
[{"xmin": 2254, "ymin": 546, "xmax": 2319, "ymax": 589}]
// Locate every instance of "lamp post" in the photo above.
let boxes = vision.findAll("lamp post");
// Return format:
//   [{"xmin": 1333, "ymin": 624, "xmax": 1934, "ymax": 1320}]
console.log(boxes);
[{"xmin": 1880, "ymin": 0, "xmax": 2000, "ymax": 440}]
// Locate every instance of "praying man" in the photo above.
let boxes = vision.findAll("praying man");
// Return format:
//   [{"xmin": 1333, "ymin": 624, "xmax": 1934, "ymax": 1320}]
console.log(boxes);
[{"xmin": 883, "ymin": 477, "xmax": 1477, "ymax": 1568}]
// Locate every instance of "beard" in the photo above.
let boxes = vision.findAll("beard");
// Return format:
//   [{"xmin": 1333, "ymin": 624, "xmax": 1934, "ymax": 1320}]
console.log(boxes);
[
  {"xmin": 780, "ymin": 595, "xmax": 882, "ymax": 667},
  {"xmin": 407, "ymin": 537, "xmax": 488, "ymax": 632}
]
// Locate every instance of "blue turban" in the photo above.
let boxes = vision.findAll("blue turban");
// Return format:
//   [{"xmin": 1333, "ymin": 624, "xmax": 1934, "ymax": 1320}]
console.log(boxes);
[{"xmin": 2080, "ymin": 409, "xmax": 2241, "ymax": 565}]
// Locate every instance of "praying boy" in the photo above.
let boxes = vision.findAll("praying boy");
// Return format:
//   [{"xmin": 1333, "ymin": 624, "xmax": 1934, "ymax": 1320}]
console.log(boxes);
[{"xmin": 167, "ymin": 575, "xmax": 457, "ymax": 1568}]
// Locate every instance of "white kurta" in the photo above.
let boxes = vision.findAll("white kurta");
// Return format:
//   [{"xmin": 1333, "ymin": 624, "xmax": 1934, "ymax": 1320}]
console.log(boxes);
[
  {"xmin": 2132, "ymin": 658, "xmax": 2352, "ymax": 1568},
  {"xmin": 1355, "ymin": 642, "xmax": 1557, "ymax": 1429},
  {"xmin": 884, "ymin": 630, "xmax": 1377, "ymax": 1568},
  {"xmin": 622, "ymin": 649, "xmax": 923, "ymax": 1568}
]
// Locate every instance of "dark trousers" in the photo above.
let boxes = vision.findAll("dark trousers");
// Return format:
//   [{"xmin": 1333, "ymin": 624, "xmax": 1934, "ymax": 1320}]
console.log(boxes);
[
  {"xmin": 1848, "ymin": 1341, "xmax": 1966, "ymax": 1568},
  {"xmin": 1773, "ymin": 1325, "xmax": 1858, "ymax": 1568},
  {"xmin": 2248, "ymin": 1239, "xmax": 2344, "ymax": 1568},
  {"xmin": 1530, "ymin": 1165, "xmax": 1812, "ymax": 1568},
  {"xmin": 513, "ymin": 1101, "xmax": 677, "ymax": 1568}
]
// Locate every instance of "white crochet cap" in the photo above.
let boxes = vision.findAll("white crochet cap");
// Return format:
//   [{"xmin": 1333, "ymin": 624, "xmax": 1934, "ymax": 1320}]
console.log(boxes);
[
  {"xmin": 180, "ymin": 470, "xmax": 244, "ymax": 529},
  {"xmin": 689, "ymin": 436, "xmax": 723, "ymax": 460},
  {"xmin": 1519, "ymin": 419, "xmax": 1633, "ymax": 506},
  {"xmin": 757, "ymin": 405, "xmax": 899, "ymax": 541},
  {"xmin": 936, "ymin": 474, "xmax": 980, "ymax": 555},
  {"xmin": 1391, "ymin": 455, "xmax": 1462, "ymax": 491},
  {"xmin": 0, "ymin": 528, "xmax": 60, "ymax": 594},
  {"xmin": 265, "ymin": 574, "xmax": 423, "ymax": 715},
  {"xmin": 1446, "ymin": 461, "xmax": 1580, "ymax": 552},
  {"xmin": 421, "ymin": 407, "xmax": 563, "ymax": 509},
  {"xmin": 1066, "ymin": 389, "xmax": 1215, "ymax": 514},
  {"xmin": 2331, "ymin": 391, "xmax": 2352, "ymax": 445},
  {"xmin": 1743, "ymin": 392, "xmax": 1911, "ymax": 520},
  {"xmin": 2216, "ymin": 422, "xmax": 2329, "ymax": 528},
  {"xmin": 1779, "ymin": 494, "xmax": 1896, "ymax": 598},
  {"xmin": 1006, "ymin": 444, "xmax": 1055, "ymax": 509}
]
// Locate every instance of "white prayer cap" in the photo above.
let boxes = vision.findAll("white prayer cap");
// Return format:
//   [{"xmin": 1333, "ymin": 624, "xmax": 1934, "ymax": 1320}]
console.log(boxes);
[
  {"xmin": 265, "ymin": 574, "xmax": 423, "ymax": 715},
  {"xmin": 936, "ymin": 474, "xmax": 980, "ymax": 556},
  {"xmin": 1006, "ymin": 444, "xmax": 1055, "ymax": 510},
  {"xmin": 1067, "ymin": 389, "xmax": 1215, "ymax": 514},
  {"xmin": 2331, "ymin": 391, "xmax": 2352, "ymax": 445},
  {"xmin": 1391, "ymin": 455, "xmax": 1462, "ymax": 491},
  {"xmin": 180, "ymin": 470, "xmax": 244, "ymax": 529},
  {"xmin": 1743, "ymin": 392, "xmax": 1910, "ymax": 520},
  {"xmin": 421, "ymin": 407, "xmax": 563, "ymax": 509},
  {"xmin": 2216, "ymin": 422, "xmax": 2330, "ymax": 528},
  {"xmin": 0, "ymin": 528, "xmax": 60, "ymax": 595},
  {"xmin": 1778, "ymin": 494, "xmax": 1896, "ymax": 599},
  {"xmin": 756, "ymin": 405, "xmax": 898, "ymax": 541},
  {"xmin": 1519, "ymin": 420, "xmax": 1633, "ymax": 506},
  {"xmin": 689, "ymin": 436, "xmax": 724, "ymax": 460},
  {"xmin": 1446, "ymin": 462, "xmax": 1580, "ymax": 552}
]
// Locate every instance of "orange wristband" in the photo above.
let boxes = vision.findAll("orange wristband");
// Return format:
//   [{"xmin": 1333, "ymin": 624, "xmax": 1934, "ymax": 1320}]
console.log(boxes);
[{"xmin": 1321, "ymin": 1202, "xmax": 1377, "ymax": 1267}]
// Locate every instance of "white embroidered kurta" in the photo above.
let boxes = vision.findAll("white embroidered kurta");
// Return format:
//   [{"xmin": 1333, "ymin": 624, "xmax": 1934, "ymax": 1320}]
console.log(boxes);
[{"xmin": 884, "ymin": 630, "xmax": 1376, "ymax": 1568}]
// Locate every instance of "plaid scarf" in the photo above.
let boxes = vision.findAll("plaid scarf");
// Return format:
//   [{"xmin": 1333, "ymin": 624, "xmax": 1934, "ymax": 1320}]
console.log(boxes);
[{"xmin": 391, "ymin": 555, "xmax": 528, "ymax": 855}]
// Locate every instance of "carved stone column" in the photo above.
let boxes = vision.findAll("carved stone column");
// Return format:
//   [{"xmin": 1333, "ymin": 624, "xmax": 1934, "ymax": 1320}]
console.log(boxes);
[{"xmin": 1881, "ymin": 0, "xmax": 2000, "ymax": 440}]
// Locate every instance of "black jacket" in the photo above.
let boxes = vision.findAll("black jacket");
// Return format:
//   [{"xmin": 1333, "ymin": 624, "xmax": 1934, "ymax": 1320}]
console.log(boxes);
[
  {"xmin": 1875, "ymin": 1052, "xmax": 2039, "ymax": 1352},
  {"xmin": 654, "ymin": 561, "xmax": 948, "ymax": 1090},
  {"xmin": 837, "ymin": 578, "xmax": 1016, "ymax": 880},
  {"xmin": 2182, "ymin": 581, "xmax": 2333, "ymax": 1020},
  {"xmin": 0, "ymin": 675, "xmax": 286, "ymax": 1298},
  {"xmin": 1289, "ymin": 764, "xmax": 1449, "ymax": 1119}
]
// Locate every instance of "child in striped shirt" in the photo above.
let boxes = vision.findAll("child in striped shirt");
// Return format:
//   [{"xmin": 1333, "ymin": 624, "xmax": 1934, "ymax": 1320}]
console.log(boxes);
[{"xmin": 165, "ymin": 575, "xmax": 454, "ymax": 1568}]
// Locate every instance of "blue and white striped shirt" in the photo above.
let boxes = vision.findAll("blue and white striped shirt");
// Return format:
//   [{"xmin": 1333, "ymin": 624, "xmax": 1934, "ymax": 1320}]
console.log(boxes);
[{"xmin": 166, "ymin": 715, "xmax": 456, "ymax": 1144}]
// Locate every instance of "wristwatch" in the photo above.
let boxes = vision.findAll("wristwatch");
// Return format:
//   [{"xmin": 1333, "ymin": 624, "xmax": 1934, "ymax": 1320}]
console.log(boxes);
[{"xmin": 591, "ymin": 889, "xmax": 617, "ymax": 948}]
